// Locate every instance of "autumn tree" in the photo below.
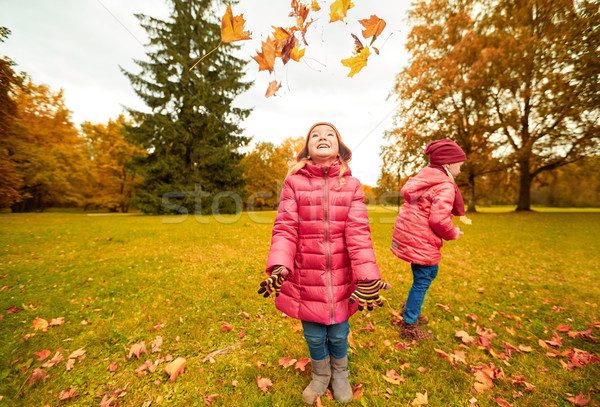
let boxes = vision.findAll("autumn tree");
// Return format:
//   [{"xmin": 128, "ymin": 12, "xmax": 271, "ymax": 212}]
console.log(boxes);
[
  {"xmin": 0, "ymin": 27, "xmax": 25, "ymax": 208},
  {"xmin": 384, "ymin": 0, "xmax": 600, "ymax": 211},
  {"xmin": 81, "ymin": 116, "xmax": 146, "ymax": 212},
  {"xmin": 123, "ymin": 0, "xmax": 252, "ymax": 215},
  {"xmin": 8, "ymin": 80, "xmax": 90, "ymax": 212}
]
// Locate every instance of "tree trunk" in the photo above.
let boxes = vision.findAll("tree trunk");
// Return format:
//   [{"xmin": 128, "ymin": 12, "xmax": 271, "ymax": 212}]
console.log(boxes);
[
  {"xmin": 467, "ymin": 172, "xmax": 477, "ymax": 212},
  {"xmin": 516, "ymin": 159, "xmax": 532, "ymax": 211}
]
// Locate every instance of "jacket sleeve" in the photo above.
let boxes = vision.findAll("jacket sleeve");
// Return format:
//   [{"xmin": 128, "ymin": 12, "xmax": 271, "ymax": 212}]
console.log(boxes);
[
  {"xmin": 429, "ymin": 183, "xmax": 460, "ymax": 241},
  {"xmin": 265, "ymin": 177, "xmax": 298, "ymax": 275},
  {"xmin": 345, "ymin": 181, "xmax": 381, "ymax": 281}
]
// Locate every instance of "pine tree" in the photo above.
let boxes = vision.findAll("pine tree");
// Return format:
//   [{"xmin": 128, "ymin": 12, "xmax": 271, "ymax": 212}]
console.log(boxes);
[{"xmin": 122, "ymin": 0, "xmax": 252, "ymax": 215}]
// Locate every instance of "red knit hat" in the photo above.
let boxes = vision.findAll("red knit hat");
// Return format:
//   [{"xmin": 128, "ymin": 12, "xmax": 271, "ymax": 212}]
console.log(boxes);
[
  {"xmin": 424, "ymin": 139, "xmax": 466, "ymax": 165},
  {"xmin": 296, "ymin": 122, "xmax": 352, "ymax": 162}
]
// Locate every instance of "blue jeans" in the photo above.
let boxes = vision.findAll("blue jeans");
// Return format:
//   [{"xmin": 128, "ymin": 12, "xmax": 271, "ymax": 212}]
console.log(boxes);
[
  {"xmin": 301, "ymin": 320, "xmax": 350, "ymax": 360},
  {"xmin": 403, "ymin": 263, "xmax": 439, "ymax": 324}
]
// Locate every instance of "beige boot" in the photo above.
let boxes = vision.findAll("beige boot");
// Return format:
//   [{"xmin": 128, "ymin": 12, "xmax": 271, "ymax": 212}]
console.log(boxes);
[
  {"xmin": 330, "ymin": 355, "xmax": 353, "ymax": 403},
  {"xmin": 302, "ymin": 356, "xmax": 331, "ymax": 404}
]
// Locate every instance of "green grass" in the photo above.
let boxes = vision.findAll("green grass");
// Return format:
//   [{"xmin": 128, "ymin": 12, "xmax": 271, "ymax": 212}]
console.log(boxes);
[{"xmin": 0, "ymin": 209, "xmax": 599, "ymax": 406}]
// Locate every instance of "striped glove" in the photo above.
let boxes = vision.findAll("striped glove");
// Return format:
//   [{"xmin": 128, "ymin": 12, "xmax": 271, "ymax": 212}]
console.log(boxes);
[
  {"xmin": 257, "ymin": 266, "xmax": 288, "ymax": 298},
  {"xmin": 350, "ymin": 280, "xmax": 391, "ymax": 311}
]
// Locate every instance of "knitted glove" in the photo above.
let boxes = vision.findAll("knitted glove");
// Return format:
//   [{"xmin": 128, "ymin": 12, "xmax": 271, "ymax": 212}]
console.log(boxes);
[
  {"xmin": 349, "ymin": 280, "xmax": 391, "ymax": 311},
  {"xmin": 257, "ymin": 266, "xmax": 288, "ymax": 298}
]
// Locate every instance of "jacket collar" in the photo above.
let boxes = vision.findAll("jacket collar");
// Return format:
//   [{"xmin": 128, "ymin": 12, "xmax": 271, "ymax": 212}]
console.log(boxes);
[{"xmin": 298, "ymin": 161, "xmax": 350, "ymax": 178}]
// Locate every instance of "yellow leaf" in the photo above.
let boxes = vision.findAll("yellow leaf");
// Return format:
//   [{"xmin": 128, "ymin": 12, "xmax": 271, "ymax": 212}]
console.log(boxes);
[
  {"xmin": 290, "ymin": 46, "xmax": 305, "ymax": 62},
  {"xmin": 341, "ymin": 46, "xmax": 370, "ymax": 77},
  {"xmin": 252, "ymin": 37, "xmax": 277, "ymax": 72},
  {"xmin": 221, "ymin": 5, "xmax": 251, "ymax": 43},
  {"xmin": 32, "ymin": 316, "xmax": 49, "ymax": 331},
  {"xmin": 412, "ymin": 391, "xmax": 428, "ymax": 406},
  {"xmin": 359, "ymin": 15, "xmax": 386, "ymax": 39},
  {"xmin": 329, "ymin": 0, "xmax": 354, "ymax": 23},
  {"xmin": 311, "ymin": 1, "xmax": 321, "ymax": 11}
]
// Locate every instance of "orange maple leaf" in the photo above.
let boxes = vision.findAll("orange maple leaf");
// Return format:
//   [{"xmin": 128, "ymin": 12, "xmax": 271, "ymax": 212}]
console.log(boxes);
[
  {"xmin": 278, "ymin": 356, "xmax": 297, "ymax": 368},
  {"xmin": 34, "ymin": 349, "xmax": 51, "ymax": 361},
  {"xmin": 329, "ymin": 0, "xmax": 354, "ymax": 23},
  {"xmin": 295, "ymin": 357, "xmax": 310, "ymax": 371},
  {"xmin": 221, "ymin": 321, "xmax": 234, "ymax": 331},
  {"xmin": 359, "ymin": 15, "xmax": 386, "ymax": 39},
  {"xmin": 341, "ymin": 46, "xmax": 370, "ymax": 77},
  {"xmin": 253, "ymin": 37, "xmax": 277, "ymax": 72},
  {"xmin": 311, "ymin": 1, "xmax": 321, "ymax": 11},
  {"xmin": 221, "ymin": 5, "xmax": 251, "ymax": 43},
  {"xmin": 567, "ymin": 392, "xmax": 590, "ymax": 406},
  {"xmin": 256, "ymin": 376, "xmax": 273, "ymax": 392},
  {"xmin": 382, "ymin": 369, "xmax": 405, "ymax": 385},
  {"xmin": 163, "ymin": 357, "xmax": 186, "ymax": 382}
]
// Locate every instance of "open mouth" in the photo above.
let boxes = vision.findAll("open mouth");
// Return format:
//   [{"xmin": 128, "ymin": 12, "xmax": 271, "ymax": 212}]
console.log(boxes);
[{"xmin": 317, "ymin": 144, "xmax": 329, "ymax": 149}]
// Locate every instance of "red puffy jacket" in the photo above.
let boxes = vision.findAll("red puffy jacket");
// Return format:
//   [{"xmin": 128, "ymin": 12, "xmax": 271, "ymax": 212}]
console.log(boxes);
[
  {"xmin": 266, "ymin": 162, "xmax": 380, "ymax": 325},
  {"xmin": 391, "ymin": 166, "xmax": 460, "ymax": 266}
]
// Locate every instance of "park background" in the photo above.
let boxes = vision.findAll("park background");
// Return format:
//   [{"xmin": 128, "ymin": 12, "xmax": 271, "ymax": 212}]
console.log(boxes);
[{"xmin": 1, "ymin": 0, "xmax": 599, "ymax": 406}]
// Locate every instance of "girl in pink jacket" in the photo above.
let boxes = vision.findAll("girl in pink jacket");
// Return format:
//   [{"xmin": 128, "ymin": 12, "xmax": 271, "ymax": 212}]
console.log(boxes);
[
  {"xmin": 391, "ymin": 139, "xmax": 466, "ymax": 341},
  {"xmin": 258, "ymin": 122, "xmax": 389, "ymax": 404}
]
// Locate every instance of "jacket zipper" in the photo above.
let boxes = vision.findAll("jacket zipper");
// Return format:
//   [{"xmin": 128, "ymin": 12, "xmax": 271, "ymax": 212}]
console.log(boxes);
[{"xmin": 324, "ymin": 168, "xmax": 334, "ymax": 325}]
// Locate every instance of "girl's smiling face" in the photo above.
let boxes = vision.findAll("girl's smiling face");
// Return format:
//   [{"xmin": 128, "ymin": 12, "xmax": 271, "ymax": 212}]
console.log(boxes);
[{"xmin": 307, "ymin": 124, "xmax": 340, "ymax": 167}]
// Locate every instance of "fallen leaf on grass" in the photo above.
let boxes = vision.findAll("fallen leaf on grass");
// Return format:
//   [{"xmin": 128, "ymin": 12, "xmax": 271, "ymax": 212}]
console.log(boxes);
[
  {"xmin": 152, "ymin": 336, "xmax": 163, "ymax": 353},
  {"xmin": 49, "ymin": 317, "xmax": 65, "ymax": 326},
  {"xmin": 456, "ymin": 330, "xmax": 476, "ymax": 345},
  {"xmin": 34, "ymin": 350, "xmax": 51, "ymax": 361},
  {"xmin": 222, "ymin": 322, "xmax": 234, "ymax": 331},
  {"xmin": 566, "ymin": 392, "xmax": 590, "ymax": 406},
  {"xmin": 557, "ymin": 324, "xmax": 571, "ymax": 332},
  {"xmin": 128, "ymin": 342, "xmax": 147, "ymax": 359},
  {"xmin": 278, "ymin": 356, "xmax": 297, "ymax": 368},
  {"xmin": 108, "ymin": 362, "xmax": 118, "ymax": 372},
  {"xmin": 545, "ymin": 332, "xmax": 564, "ymax": 347},
  {"xmin": 203, "ymin": 394, "xmax": 219, "ymax": 405},
  {"xmin": 28, "ymin": 368, "xmax": 46, "ymax": 385},
  {"xmin": 32, "ymin": 316, "xmax": 49, "ymax": 332},
  {"xmin": 42, "ymin": 351, "xmax": 63, "ymax": 368},
  {"xmin": 494, "ymin": 397, "xmax": 513, "ymax": 407},
  {"xmin": 352, "ymin": 383, "xmax": 364, "ymax": 399},
  {"xmin": 435, "ymin": 303, "xmax": 451, "ymax": 312},
  {"xmin": 65, "ymin": 358, "xmax": 75, "ymax": 371},
  {"xmin": 164, "ymin": 357, "xmax": 186, "ymax": 382},
  {"xmin": 68, "ymin": 348, "xmax": 86, "ymax": 360},
  {"xmin": 59, "ymin": 387, "xmax": 79, "ymax": 401},
  {"xmin": 256, "ymin": 376, "xmax": 273, "ymax": 392},
  {"xmin": 382, "ymin": 369, "xmax": 405, "ymax": 385},
  {"xmin": 412, "ymin": 391, "xmax": 428, "ymax": 406},
  {"xmin": 295, "ymin": 357, "xmax": 310, "ymax": 371}
]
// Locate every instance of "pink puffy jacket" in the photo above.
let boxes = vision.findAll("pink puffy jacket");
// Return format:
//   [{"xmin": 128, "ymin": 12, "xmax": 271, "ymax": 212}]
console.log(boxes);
[
  {"xmin": 391, "ymin": 166, "xmax": 460, "ymax": 266},
  {"xmin": 266, "ymin": 163, "xmax": 380, "ymax": 325}
]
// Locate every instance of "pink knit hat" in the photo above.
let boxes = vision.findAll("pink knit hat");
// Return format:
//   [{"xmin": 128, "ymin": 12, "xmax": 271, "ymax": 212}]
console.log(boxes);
[{"xmin": 425, "ymin": 139, "xmax": 466, "ymax": 165}]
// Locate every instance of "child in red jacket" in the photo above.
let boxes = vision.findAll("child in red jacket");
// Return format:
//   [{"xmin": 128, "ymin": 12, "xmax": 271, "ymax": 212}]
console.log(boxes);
[
  {"xmin": 391, "ymin": 139, "xmax": 467, "ymax": 341},
  {"xmin": 258, "ymin": 122, "xmax": 390, "ymax": 404}
]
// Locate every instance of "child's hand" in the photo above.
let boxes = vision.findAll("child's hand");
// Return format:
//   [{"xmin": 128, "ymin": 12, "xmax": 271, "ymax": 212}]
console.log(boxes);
[
  {"xmin": 455, "ymin": 227, "xmax": 464, "ymax": 237},
  {"xmin": 350, "ymin": 280, "xmax": 391, "ymax": 311},
  {"xmin": 257, "ymin": 266, "xmax": 288, "ymax": 298}
]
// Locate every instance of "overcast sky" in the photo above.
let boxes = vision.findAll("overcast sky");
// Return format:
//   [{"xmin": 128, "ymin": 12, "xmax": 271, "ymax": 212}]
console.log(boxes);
[{"xmin": 1, "ymin": 0, "xmax": 411, "ymax": 186}]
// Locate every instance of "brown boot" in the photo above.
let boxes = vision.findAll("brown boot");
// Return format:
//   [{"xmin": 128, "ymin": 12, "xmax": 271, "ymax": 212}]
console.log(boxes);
[
  {"xmin": 401, "ymin": 305, "xmax": 429, "ymax": 325},
  {"xmin": 302, "ymin": 357, "xmax": 331, "ymax": 404},
  {"xmin": 398, "ymin": 321, "xmax": 433, "ymax": 341},
  {"xmin": 330, "ymin": 355, "xmax": 353, "ymax": 403}
]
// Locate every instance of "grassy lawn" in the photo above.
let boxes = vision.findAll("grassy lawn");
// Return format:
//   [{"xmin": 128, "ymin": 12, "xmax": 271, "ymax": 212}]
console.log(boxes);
[{"xmin": 0, "ymin": 209, "xmax": 599, "ymax": 406}]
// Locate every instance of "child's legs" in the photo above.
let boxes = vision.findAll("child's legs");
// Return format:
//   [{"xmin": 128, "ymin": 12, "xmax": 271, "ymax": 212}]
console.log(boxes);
[
  {"xmin": 302, "ymin": 321, "xmax": 329, "ymax": 360},
  {"xmin": 326, "ymin": 320, "xmax": 350, "ymax": 359},
  {"xmin": 404, "ymin": 264, "xmax": 439, "ymax": 324},
  {"xmin": 302, "ymin": 320, "xmax": 350, "ymax": 360}
]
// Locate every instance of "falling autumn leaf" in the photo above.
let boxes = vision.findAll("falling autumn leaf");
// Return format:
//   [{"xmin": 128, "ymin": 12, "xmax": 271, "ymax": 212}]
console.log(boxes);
[
  {"xmin": 329, "ymin": 0, "xmax": 354, "ymax": 23},
  {"xmin": 128, "ymin": 342, "xmax": 148, "ymax": 359},
  {"xmin": 311, "ymin": 0, "xmax": 321, "ymax": 11},
  {"xmin": 265, "ymin": 81, "xmax": 282, "ymax": 98},
  {"xmin": 256, "ymin": 376, "xmax": 273, "ymax": 392},
  {"xmin": 359, "ymin": 15, "xmax": 386, "ymax": 39},
  {"xmin": 164, "ymin": 357, "xmax": 186, "ymax": 382},
  {"xmin": 341, "ymin": 46, "xmax": 370, "ymax": 77},
  {"xmin": 221, "ymin": 4, "xmax": 251, "ymax": 43},
  {"xmin": 253, "ymin": 37, "xmax": 277, "ymax": 72},
  {"xmin": 351, "ymin": 33, "xmax": 364, "ymax": 53}
]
